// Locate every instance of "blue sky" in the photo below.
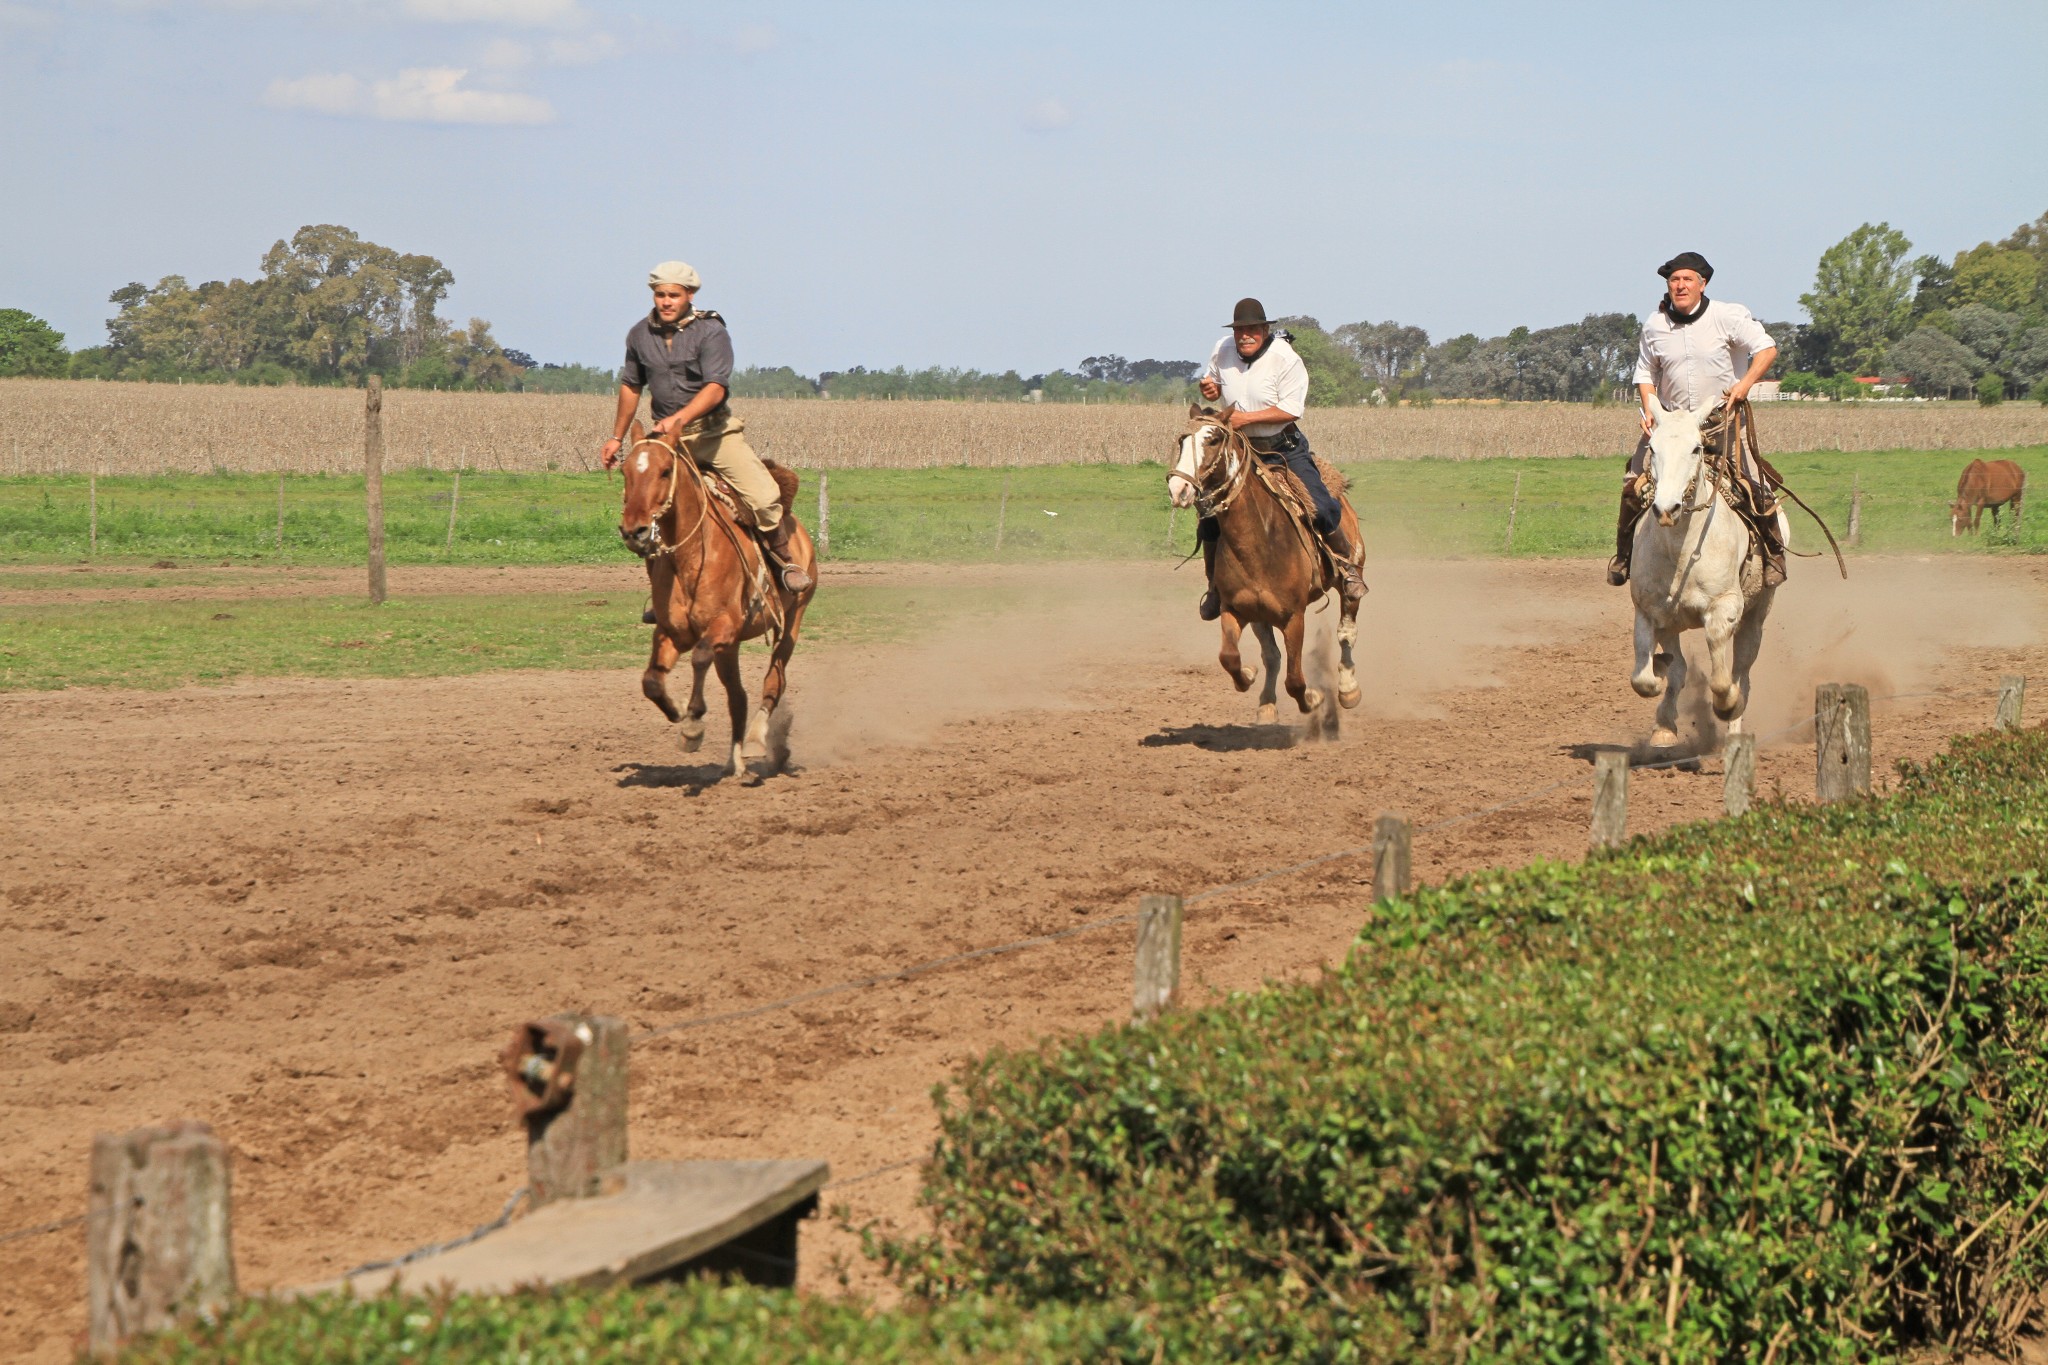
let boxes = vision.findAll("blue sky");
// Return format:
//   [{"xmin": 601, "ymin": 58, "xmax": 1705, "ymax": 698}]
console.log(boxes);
[{"xmin": 3, "ymin": 0, "xmax": 2044, "ymax": 374}]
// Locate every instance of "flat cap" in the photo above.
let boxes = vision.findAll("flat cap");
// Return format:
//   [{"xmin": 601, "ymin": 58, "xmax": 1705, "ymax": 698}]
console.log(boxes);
[
  {"xmin": 648, "ymin": 260, "xmax": 701, "ymax": 289},
  {"xmin": 1657, "ymin": 251, "xmax": 1713, "ymax": 282}
]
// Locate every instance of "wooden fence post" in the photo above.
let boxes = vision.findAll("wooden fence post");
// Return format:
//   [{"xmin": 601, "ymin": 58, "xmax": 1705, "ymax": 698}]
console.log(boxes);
[
  {"xmin": 275, "ymin": 471, "xmax": 285, "ymax": 554},
  {"xmin": 1846, "ymin": 473, "xmax": 1862, "ymax": 549},
  {"xmin": 512, "ymin": 1014, "xmax": 629, "ymax": 1207},
  {"xmin": 993, "ymin": 471, "xmax": 1011, "ymax": 555},
  {"xmin": 1372, "ymin": 813, "xmax": 1411, "ymax": 904},
  {"xmin": 1815, "ymin": 683, "xmax": 1871, "ymax": 802},
  {"xmin": 816, "ymin": 471, "xmax": 829, "ymax": 559},
  {"xmin": 1997, "ymin": 675, "xmax": 2026, "ymax": 731},
  {"xmin": 445, "ymin": 468, "xmax": 461, "ymax": 553},
  {"xmin": 1504, "ymin": 470, "xmax": 1521, "ymax": 552},
  {"xmin": 365, "ymin": 376, "xmax": 387, "ymax": 604},
  {"xmin": 88, "ymin": 1121, "xmax": 235, "ymax": 1356},
  {"xmin": 1133, "ymin": 893, "xmax": 1183, "ymax": 1022},
  {"xmin": 1723, "ymin": 732, "xmax": 1757, "ymax": 817},
  {"xmin": 1590, "ymin": 750, "xmax": 1628, "ymax": 850},
  {"xmin": 89, "ymin": 467, "xmax": 98, "ymax": 556}
]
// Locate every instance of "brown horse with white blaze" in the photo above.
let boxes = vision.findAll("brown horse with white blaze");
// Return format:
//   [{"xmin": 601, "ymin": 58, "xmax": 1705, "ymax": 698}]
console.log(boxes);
[
  {"xmin": 1168, "ymin": 407, "xmax": 1365, "ymax": 721},
  {"xmin": 617, "ymin": 422, "xmax": 817, "ymax": 776},
  {"xmin": 1952, "ymin": 458, "xmax": 2026, "ymax": 535}
]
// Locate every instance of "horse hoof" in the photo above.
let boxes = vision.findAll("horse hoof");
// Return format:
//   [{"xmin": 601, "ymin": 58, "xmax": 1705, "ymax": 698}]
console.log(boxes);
[
  {"xmin": 742, "ymin": 740, "xmax": 768, "ymax": 760},
  {"xmin": 1236, "ymin": 669, "xmax": 1258, "ymax": 690},
  {"xmin": 1338, "ymin": 687, "xmax": 1362, "ymax": 710},
  {"xmin": 1256, "ymin": 703, "xmax": 1278, "ymax": 725},
  {"xmin": 1631, "ymin": 675, "xmax": 1661, "ymax": 699},
  {"xmin": 1649, "ymin": 727, "xmax": 1681, "ymax": 749},
  {"xmin": 678, "ymin": 718, "xmax": 706, "ymax": 753},
  {"xmin": 1301, "ymin": 688, "xmax": 1324, "ymax": 712}
]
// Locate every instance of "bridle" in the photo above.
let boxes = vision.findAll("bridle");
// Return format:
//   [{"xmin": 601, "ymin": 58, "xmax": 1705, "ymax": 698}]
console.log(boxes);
[
  {"xmin": 1172, "ymin": 416, "xmax": 1253, "ymax": 518},
  {"xmin": 625, "ymin": 431, "xmax": 709, "ymax": 557}
]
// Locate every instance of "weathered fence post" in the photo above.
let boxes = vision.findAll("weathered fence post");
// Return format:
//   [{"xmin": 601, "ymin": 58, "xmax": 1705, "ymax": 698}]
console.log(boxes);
[
  {"xmin": 1504, "ymin": 470, "xmax": 1521, "ymax": 552},
  {"xmin": 504, "ymin": 1014, "xmax": 629, "ymax": 1207},
  {"xmin": 815, "ymin": 471, "xmax": 829, "ymax": 559},
  {"xmin": 87, "ymin": 1121, "xmax": 235, "ymax": 1356},
  {"xmin": 364, "ymin": 376, "xmax": 387, "ymax": 604},
  {"xmin": 1997, "ymin": 675, "xmax": 2026, "ymax": 731},
  {"xmin": 1815, "ymin": 683, "xmax": 1871, "ymax": 802},
  {"xmin": 445, "ymin": 468, "xmax": 461, "ymax": 553},
  {"xmin": 1723, "ymin": 732, "xmax": 1757, "ymax": 817},
  {"xmin": 275, "ymin": 471, "xmax": 285, "ymax": 554},
  {"xmin": 1372, "ymin": 813, "xmax": 1411, "ymax": 904},
  {"xmin": 1132, "ymin": 893, "xmax": 1183, "ymax": 1022},
  {"xmin": 1846, "ymin": 473, "xmax": 1862, "ymax": 549},
  {"xmin": 1590, "ymin": 750, "xmax": 1628, "ymax": 850},
  {"xmin": 89, "ymin": 466, "xmax": 98, "ymax": 556},
  {"xmin": 993, "ymin": 470, "xmax": 1010, "ymax": 555}
]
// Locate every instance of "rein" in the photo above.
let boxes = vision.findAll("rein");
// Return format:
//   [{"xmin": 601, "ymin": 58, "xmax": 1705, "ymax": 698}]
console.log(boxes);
[
  {"xmin": 1179, "ymin": 415, "xmax": 1331, "ymax": 588},
  {"xmin": 1642, "ymin": 401, "xmax": 1847, "ymax": 580},
  {"xmin": 627, "ymin": 431, "xmax": 784, "ymax": 641}
]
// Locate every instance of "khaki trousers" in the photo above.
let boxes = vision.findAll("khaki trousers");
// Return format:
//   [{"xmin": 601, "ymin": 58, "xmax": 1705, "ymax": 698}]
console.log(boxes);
[{"xmin": 679, "ymin": 407, "xmax": 783, "ymax": 531}]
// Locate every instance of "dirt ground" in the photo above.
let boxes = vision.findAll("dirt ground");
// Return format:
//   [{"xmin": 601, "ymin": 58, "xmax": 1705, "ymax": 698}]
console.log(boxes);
[{"xmin": 4, "ymin": 555, "xmax": 2046, "ymax": 1362}]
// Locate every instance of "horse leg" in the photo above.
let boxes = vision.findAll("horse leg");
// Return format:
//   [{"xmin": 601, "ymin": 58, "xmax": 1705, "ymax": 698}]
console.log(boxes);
[
  {"xmin": 1630, "ymin": 610, "xmax": 1662, "ymax": 698},
  {"xmin": 1336, "ymin": 598, "xmax": 1361, "ymax": 710},
  {"xmin": 1251, "ymin": 622, "xmax": 1281, "ymax": 724},
  {"xmin": 676, "ymin": 641, "xmax": 713, "ymax": 752},
  {"xmin": 713, "ymin": 644, "xmax": 748, "ymax": 776},
  {"xmin": 1218, "ymin": 612, "xmax": 1257, "ymax": 692},
  {"xmin": 1725, "ymin": 588, "xmax": 1774, "ymax": 731},
  {"xmin": 1282, "ymin": 611, "xmax": 1320, "ymax": 714},
  {"xmin": 641, "ymin": 628, "xmax": 684, "ymax": 723},
  {"xmin": 1650, "ymin": 627, "xmax": 1686, "ymax": 747},
  {"xmin": 747, "ymin": 606, "xmax": 807, "ymax": 764},
  {"xmin": 1703, "ymin": 594, "xmax": 1745, "ymax": 720}
]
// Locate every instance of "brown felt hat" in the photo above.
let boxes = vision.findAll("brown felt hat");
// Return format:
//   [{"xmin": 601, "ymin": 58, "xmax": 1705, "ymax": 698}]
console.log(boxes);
[{"xmin": 1224, "ymin": 297, "xmax": 1274, "ymax": 328}]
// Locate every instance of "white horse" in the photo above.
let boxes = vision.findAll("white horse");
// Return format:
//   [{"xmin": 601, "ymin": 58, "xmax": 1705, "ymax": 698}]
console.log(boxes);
[{"xmin": 1628, "ymin": 401, "xmax": 1786, "ymax": 747}]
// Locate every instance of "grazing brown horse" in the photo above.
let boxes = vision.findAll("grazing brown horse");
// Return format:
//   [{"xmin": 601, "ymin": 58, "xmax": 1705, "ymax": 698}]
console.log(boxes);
[
  {"xmin": 1168, "ymin": 407, "xmax": 1365, "ymax": 721},
  {"xmin": 617, "ymin": 422, "xmax": 817, "ymax": 776},
  {"xmin": 1952, "ymin": 459, "xmax": 2027, "ymax": 535}
]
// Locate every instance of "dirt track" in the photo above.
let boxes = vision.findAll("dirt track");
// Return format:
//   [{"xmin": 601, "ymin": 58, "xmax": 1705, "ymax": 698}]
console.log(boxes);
[{"xmin": 4, "ymin": 555, "xmax": 2045, "ymax": 1361}]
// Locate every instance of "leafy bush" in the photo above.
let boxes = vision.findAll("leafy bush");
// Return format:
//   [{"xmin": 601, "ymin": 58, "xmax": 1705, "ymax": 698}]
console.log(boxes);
[
  {"xmin": 889, "ymin": 731, "xmax": 2048, "ymax": 1361},
  {"xmin": 1979, "ymin": 373, "xmax": 2008, "ymax": 406}
]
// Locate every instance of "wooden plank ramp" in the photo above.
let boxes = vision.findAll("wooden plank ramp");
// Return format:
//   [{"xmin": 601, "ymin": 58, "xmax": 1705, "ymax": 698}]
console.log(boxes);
[{"xmin": 297, "ymin": 1159, "xmax": 827, "ymax": 1299}]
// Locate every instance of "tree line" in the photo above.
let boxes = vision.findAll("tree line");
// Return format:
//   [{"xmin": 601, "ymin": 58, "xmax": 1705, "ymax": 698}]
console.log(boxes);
[{"xmin": 4, "ymin": 212, "xmax": 2043, "ymax": 405}]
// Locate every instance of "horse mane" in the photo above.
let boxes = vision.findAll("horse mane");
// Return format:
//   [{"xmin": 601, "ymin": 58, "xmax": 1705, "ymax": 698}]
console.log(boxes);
[{"xmin": 1184, "ymin": 405, "xmax": 1347, "ymax": 496}]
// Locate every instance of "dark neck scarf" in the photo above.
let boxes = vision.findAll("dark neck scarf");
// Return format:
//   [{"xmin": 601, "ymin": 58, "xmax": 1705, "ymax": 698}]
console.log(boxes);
[
  {"xmin": 647, "ymin": 307, "xmax": 695, "ymax": 337},
  {"xmin": 1236, "ymin": 331, "xmax": 1276, "ymax": 366},
  {"xmin": 1660, "ymin": 295, "xmax": 1710, "ymax": 326}
]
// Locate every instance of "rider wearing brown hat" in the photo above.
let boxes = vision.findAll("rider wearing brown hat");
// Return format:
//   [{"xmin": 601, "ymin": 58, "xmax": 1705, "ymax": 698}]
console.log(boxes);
[
  {"xmin": 1607, "ymin": 253, "xmax": 1782, "ymax": 587},
  {"xmin": 1193, "ymin": 298, "xmax": 1367, "ymax": 619}
]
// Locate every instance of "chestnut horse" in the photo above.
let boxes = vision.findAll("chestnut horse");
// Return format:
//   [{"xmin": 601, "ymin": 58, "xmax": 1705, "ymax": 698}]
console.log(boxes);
[
  {"xmin": 1952, "ymin": 458, "xmax": 2026, "ymax": 535},
  {"xmin": 617, "ymin": 422, "xmax": 817, "ymax": 776},
  {"xmin": 1168, "ymin": 407, "xmax": 1364, "ymax": 721}
]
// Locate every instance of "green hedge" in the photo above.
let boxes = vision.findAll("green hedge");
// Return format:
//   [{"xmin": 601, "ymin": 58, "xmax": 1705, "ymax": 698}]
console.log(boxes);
[{"xmin": 886, "ymin": 731, "xmax": 2048, "ymax": 1362}]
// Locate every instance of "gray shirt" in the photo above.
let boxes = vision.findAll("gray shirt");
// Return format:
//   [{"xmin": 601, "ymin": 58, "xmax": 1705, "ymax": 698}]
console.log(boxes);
[{"xmin": 620, "ymin": 311, "xmax": 734, "ymax": 420}]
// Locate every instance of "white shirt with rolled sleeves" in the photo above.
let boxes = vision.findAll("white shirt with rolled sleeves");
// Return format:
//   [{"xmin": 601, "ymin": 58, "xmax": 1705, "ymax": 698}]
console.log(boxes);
[
  {"xmin": 1204, "ymin": 335, "xmax": 1310, "ymax": 438},
  {"xmin": 1632, "ymin": 299, "xmax": 1776, "ymax": 412}
]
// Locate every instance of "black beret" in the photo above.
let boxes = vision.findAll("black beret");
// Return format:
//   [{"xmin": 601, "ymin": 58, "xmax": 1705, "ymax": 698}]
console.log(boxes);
[{"xmin": 1658, "ymin": 251, "xmax": 1714, "ymax": 282}]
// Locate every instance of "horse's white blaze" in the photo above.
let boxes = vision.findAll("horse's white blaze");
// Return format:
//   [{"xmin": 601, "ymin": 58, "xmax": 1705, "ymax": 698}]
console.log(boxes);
[
  {"xmin": 1167, "ymin": 433, "xmax": 1202, "ymax": 508},
  {"xmin": 1645, "ymin": 402, "xmax": 1712, "ymax": 524},
  {"xmin": 635, "ymin": 450, "xmax": 651, "ymax": 473}
]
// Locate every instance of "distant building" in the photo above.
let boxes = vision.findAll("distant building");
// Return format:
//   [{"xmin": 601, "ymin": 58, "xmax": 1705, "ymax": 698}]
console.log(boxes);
[{"xmin": 1749, "ymin": 380, "xmax": 1782, "ymax": 401}]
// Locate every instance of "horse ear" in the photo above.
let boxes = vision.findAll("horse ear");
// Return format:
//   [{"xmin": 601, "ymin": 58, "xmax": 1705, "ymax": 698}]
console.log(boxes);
[
  {"xmin": 1188, "ymin": 402, "xmax": 1201, "ymax": 418},
  {"xmin": 628, "ymin": 419, "xmax": 645, "ymax": 443}
]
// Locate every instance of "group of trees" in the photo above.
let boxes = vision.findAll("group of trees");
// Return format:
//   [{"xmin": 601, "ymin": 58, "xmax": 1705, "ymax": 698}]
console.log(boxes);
[
  {"xmin": 1794, "ymin": 212, "xmax": 2048, "ymax": 401},
  {"xmin": 0, "ymin": 224, "xmax": 598, "ymax": 393},
  {"xmin": 730, "ymin": 357, "xmax": 1204, "ymax": 403}
]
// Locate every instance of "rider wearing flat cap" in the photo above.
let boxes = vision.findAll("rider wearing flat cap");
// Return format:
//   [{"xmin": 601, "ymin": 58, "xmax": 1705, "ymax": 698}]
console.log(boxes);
[
  {"xmin": 601, "ymin": 261, "xmax": 811, "ymax": 593},
  {"xmin": 1609, "ymin": 251, "xmax": 1782, "ymax": 587},
  {"xmin": 1195, "ymin": 298, "xmax": 1367, "ymax": 618}
]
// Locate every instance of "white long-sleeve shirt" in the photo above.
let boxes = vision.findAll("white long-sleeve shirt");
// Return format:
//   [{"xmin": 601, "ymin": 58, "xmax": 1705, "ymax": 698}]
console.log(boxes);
[
  {"xmin": 1632, "ymin": 299, "xmax": 1776, "ymax": 412},
  {"xmin": 1204, "ymin": 335, "xmax": 1310, "ymax": 438}
]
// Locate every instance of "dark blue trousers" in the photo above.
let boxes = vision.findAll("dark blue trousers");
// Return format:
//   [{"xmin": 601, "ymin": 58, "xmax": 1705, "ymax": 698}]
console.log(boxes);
[{"xmin": 1262, "ymin": 427, "xmax": 1342, "ymax": 537}]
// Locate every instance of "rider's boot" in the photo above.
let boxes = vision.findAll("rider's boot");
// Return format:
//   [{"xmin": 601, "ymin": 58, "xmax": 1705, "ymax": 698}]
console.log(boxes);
[
  {"xmin": 1322, "ymin": 524, "xmax": 1368, "ymax": 602},
  {"xmin": 1606, "ymin": 479, "xmax": 1649, "ymax": 586},
  {"xmin": 1197, "ymin": 524, "xmax": 1221, "ymax": 620},
  {"xmin": 764, "ymin": 518, "xmax": 813, "ymax": 593},
  {"xmin": 1757, "ymin": 511, "xmax": 1788, "ymax": 588}
]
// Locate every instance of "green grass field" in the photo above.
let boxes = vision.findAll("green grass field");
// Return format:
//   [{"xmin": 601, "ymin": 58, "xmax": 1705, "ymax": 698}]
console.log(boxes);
[
  {"xmin": 1, "ymin": 446, "xmax": 2040, "ymax": 567},
  {"xmin": 3, "ymin": 447, "xmax": 2038, "ymax": 692}
]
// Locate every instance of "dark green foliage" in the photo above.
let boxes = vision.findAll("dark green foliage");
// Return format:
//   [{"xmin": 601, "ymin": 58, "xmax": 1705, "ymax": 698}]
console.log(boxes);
[
  {"xmin": 1979, "ymin": 373, "xmax": 2007, "ymax": 406},
  {"xmin": 0, "ymin": 308, "xmax": 68, "ymax": 377},
  {"xmin": 889, "ymin": 731, "xmax": 2048, "ymax": 1361}
]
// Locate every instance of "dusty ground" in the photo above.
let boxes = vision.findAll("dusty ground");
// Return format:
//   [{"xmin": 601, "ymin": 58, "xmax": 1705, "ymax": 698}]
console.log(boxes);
[{"xmin": 3, "ymin": 555, "xmax": 2045, "ymax": 1362}]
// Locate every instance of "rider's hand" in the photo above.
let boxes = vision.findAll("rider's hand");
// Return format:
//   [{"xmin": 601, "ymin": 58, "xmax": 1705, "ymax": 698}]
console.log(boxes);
[
  {"xmin": 1638, "ymin": 408, "xmax": 1656, "ymax": 435},
  {"xmin": 1725, "ymin": 382, "xmax": 1751, "ymax": 406},
  {"xmin": 1198, "ymin": 376, "xmax": 1221, "ymax": 402},
  {"xmin": 600, "ymin": 436, "xmax": 623, "ymax": 469}
]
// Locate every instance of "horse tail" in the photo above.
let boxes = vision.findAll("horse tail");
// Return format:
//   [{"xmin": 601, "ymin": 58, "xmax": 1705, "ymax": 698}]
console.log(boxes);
[{"xmin": 763, "ymin": 460, "xmax": 799, "ymax": 514}]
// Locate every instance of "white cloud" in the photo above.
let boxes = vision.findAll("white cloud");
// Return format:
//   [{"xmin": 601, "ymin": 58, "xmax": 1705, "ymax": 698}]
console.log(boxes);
[
  {"xmin": 265, "ymin": 65, "xmax": 554, "ymax": 124},
  {"xmin": 735, "ymin": 22, "xmax": 777, "ymax": 55},
  {"xmin": 400, "ymin": 0, "xmax": 585, "ymax": 25},
  {"xmin": 1024, "ymin": 98, "xmax": 1072, "ymax": 132}
]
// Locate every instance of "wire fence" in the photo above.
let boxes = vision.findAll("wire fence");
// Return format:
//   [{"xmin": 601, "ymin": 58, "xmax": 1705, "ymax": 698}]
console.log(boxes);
[{"xmin": 0, "ymin": 681, "xmax": 2011, "ymax": 1259}]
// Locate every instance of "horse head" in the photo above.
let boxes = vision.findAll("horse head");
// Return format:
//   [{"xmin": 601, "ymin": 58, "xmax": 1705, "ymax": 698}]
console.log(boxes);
[
  {"xmin": 1645, "ymin": 401, "xmax": 1715, "ymax": 527},
  {"xmin": 617, "ymin": 421, "xmax": 681, "ymax": 559},
  {"xmin": 1950, "ymin": 496, "xmax": 1969, "ymax": 537},
  {"xmin": 1168, "ymin": 404, "xmax": 1237, "ymax": 510}
]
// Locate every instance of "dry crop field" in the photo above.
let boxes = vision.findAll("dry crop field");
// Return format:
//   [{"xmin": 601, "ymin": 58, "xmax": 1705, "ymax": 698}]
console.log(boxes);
[{"xmin": 6, "ymin": 378, "xmax": 2047, "ymax": 474}]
